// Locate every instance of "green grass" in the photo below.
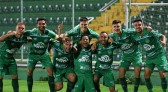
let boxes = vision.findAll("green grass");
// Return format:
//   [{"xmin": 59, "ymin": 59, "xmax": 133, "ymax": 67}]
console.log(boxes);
[{"xmin": 3, "ymin": 79, "xmax": 166, "ymax": 92}]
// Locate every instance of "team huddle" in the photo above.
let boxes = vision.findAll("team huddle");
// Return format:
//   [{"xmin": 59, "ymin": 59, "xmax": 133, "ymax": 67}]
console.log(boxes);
[{"xmin": 0, "ymin": 17, "xmax": 167, "ymax": 92}]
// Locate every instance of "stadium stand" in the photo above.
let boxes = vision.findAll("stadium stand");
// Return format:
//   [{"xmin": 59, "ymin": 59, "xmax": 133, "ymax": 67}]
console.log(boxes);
[
  {"xmin": 1, "ymin": 0, "xmax": 168, "ymax": 61},
  {"xmin": 0, "ymin": 0, "xmax": 110, "ymax": 59},
  {"xmin": 0, "ymin": 0, "xmax": 109, "ymax": 31}
]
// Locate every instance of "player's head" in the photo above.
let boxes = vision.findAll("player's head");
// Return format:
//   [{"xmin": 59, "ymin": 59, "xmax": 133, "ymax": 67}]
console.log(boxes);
[
  {"xmin": 79, "ymin": 17, "xmax": 89, "ymax": 33},
  {"xmin": 112, "ymin": 20, "xmax": 122, "ymax": 34},
  {"xmin": 36, "ymin": 18, "xmax": 47, "ymax": 31},
  {"xmin": 80, "ymin": 34, "xmax": 90, "ymax": 48},
  {"xmin": 99, "ymin": 31, "xmax": 108, "ymax": 46},
  {"xmin": 16, "ymin": 22, "xmax": 25, "ymax": 35},
  {"xmin": 133, "ymin": 19, "xmax": 143, "ymax": 33},
  {"xmin": 63, "ymin": 37, "xmax": 73, "ymax": 52}
]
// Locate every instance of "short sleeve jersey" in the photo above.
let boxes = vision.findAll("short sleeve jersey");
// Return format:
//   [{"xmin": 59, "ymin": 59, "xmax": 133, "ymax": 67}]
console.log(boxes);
[
  {"xmin": 132, "ymin": 29, "xmax": 164, "ymax": 58},
  {"xmin": 74, "ymin": 47, "xmax": 93, "ymax": 75},
  {"xmin": 0, "ymin": 34, "xmax": 27, "ymax": 58},
  {"xmin": 95, "ymin": 43, "xmax": 116, "ymax": 70},
  {"xmin": 52, "ymin": 41, "xmax": 74, "ymax": 69},
  {"xmin": 108, "ymin": 28, "xmax": 141, "ymax": 58},
  {"xmin": 66, "ymin": 27, "xmax": 99, "ymax": 44},
  {"xmin": 25, "ymin": 28, "xmax": 56, "ymax": 55}
]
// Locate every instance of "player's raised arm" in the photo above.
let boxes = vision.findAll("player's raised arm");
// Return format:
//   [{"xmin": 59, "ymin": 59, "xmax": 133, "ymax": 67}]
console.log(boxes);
[
  {"xmin": 0, "ymin": 31, "xmax": 16, "ymax": 42},
  {"xmin": 160, "ymin": 34, "xmax": 166, "ymax": 47},
  {"xmin": 58, "ymin": 21, "xmax": 63, "ymax": 36},
  {"xmin": 143, "ymin": 26, "xmax": 153, "ymax": 31}
]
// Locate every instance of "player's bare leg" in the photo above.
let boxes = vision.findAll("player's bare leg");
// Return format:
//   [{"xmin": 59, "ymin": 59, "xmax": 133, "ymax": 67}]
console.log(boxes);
[
  {"xmin": 55, "ymin": 82, "xmax": 63, "ymax": 91},
  {"xmin": 66, "ymin": 73, "xmax": 76, "ymax": 92},
  {"xmin": 94, "ymin": 75, "xmax": 101, "ymax": 92},
  {"xmin": 11, "ymin": 74, "xmax": 19, "ymax": 92},
  {"xmin": 109, "ymin": 87, "xmax": 118, "ymax": 92}
]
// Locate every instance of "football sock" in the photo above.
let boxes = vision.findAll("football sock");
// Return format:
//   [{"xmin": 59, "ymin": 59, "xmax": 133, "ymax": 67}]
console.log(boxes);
[
  {"xmin": 0, "ymin": 79, "xmax": 3, "ymax": 92},
  {"xmin": 12, "ymin": 79, "xmax": 19, "ymax": 92},
  {"xmin": 27, "ymin": 75, "xmax": 33, "ymax": 92},
  {"xmin": 145, "ymin": 78, "xmax": 153, "ymax": 92},
  {"xmin": 120, "ymin": 77, "xmax": 128, "ymax": 92},
  {"xmin": 134, "ymin": 78, "xmax": 140, "ymax": 92},
  {"xmin": 48, "ymin": 76, "xmax": 55, "ymax": 92},
  {"xmin": 161, "ymin": 78, "xmax": 167, "ymax": 92}
]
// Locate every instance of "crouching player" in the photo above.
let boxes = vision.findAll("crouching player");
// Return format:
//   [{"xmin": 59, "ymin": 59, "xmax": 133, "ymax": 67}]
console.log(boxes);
[
  {"xmin": 93, "ymin": 31, "xmax": 118, "ymax": 92},
  {"xmin": 51, "ymin": 37, "xmax": 76, "ymax": 92}
]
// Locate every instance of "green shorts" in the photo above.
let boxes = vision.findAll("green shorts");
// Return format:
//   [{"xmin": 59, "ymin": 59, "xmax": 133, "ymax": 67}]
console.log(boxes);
[
  {"xmin": 72, "ymin": 74, "xmax": 95, "ymax": 92},
  {"xmin": 120, "ymin": 52, "xmax": 142, "ymax": 69},
  {"xmin": 54, "ymin": 67, "xmax": 74, "ymax": 83},
  {"xmin": 145, "ymin": 54, "xmax": 168, "ymax": 71},
  {"xmin": 0, "ymin": 56, "xmax": 17, "ymax": 76},
  {"xmin": 94, "ymin": 68, "xmax": 115, "ymax": 87},
  {"xmin": 27, "ymin": 52, "xmax": 53, "ymax": 68}
]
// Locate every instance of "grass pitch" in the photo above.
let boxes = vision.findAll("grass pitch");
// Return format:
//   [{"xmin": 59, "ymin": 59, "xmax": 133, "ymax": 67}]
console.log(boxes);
[{"xmin": 3, "ymin": 79, "xmax": 166, "ymax": 92}]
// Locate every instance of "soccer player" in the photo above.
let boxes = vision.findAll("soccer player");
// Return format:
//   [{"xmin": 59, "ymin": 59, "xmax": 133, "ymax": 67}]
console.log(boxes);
[
  {"xmin": 0, "ymin": 22, "xmax": 27, "ymax": 92},
  {"xmin": 25, "ymin": 18, "xmax": 57, "ymax": 92},
  {"xmin": 59, "ymin": 17, "xmax": 99, "ymax": 92},
  {"xmin": 52, "ymin": 37, "xmax": 76, "ymax": 92},
  {"xmin": 72, "ymin": 35, "xmax": 95, "ymax": 92},
  {"xmin": 60, "ymin": 17, "xmax": 99, "ymax": 44},
  {"xmin": 132, "ymin": 19, "xmax": 168, "ymax": 92},
  {"xmin": 108, "ymin": 20, "xmax": 142, "ymax": 92},
  {"xmin": 93, "ymin": 31, "xmax": 118, "ymax": 92}
]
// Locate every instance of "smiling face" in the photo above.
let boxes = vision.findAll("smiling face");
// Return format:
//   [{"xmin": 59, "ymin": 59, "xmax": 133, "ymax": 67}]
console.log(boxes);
[
  {"xmin": 99, "ymin": 32, "xmax": 108, "ymax": 46},
  {"xmin": 63, "ymin": 41, "xmax": 73, "ymax": 52},
  {"xmin": 37, "ymin": 20, "xmax": 47, "ymax": 32},
  {"xmin": 15, "ymin": 22, "xmax": 25, "ymax": 35},
  {"xmin": 112, "ymin": 23, "xmax": 122, "ymax": 34},
  {"xmin": 133, "ymin": 20, "xmax": 143, "ymax": 33},
  {"xmin": 80, "ymin": 21, "xmax": 89, "ymax": 33},
  {"xmin": 81, "ymin": 35, "xmax": 89, "ymax": 48}
]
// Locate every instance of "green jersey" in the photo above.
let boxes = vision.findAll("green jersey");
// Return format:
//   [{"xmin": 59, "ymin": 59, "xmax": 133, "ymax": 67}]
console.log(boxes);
[
  {"xmin": 74, "ymin": 46, "xmax": 93, "ymax": 75},
  {"xmin": 66, "ymin": 27, "xmax": 99, "ymax": 44},
  {"xmin": 95, "ymin": 43, "xmax": 116, "ymax": 70},
  {"xmin": 0, "ymin": 35, "xmax": 27, "ymax": 58},
  {"xmin": 25, "ymin": 28, "xmax": 56, "ymax": 55},
  {"xmin": 132, "ymin": 29, "xmax": 164, "ymax": 58},
  {"xmin": 52, "ymin": 41, "xmax": 74, "ymax": 69},
  {"xmin": 109, "ymin": 29, "xmax": 141, "ymax": 58}
]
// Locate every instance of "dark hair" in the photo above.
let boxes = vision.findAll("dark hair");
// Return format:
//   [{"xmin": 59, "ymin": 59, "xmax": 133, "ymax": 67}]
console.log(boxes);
[
  {"xmin": 36, "ymin": 18, "xmax": 46, "ymax": 24},
  {"xmin": 100, "ymin": 31, "xmax": 108, "ymax": 35},
  {"xmin": 79, "ymin": 17, "xmax": 88, "ymax": 22},
  {"xmin": 63, "ymin": 37, "xmax": 72, "ymax": 43},
  {"xmin": 100, "ymin": 31, "xmax": 109, "ymax": 39},
  {"xmin": 112, "ymin": 20, "xmax": 121, "ymax": 25},
  {"xmin": 133, "ymin": 19, "xmax": 142, "ymax": 23},
  {"xmin": 80, "ymin": 34, "xmax": 90, "ymax": 41}
]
